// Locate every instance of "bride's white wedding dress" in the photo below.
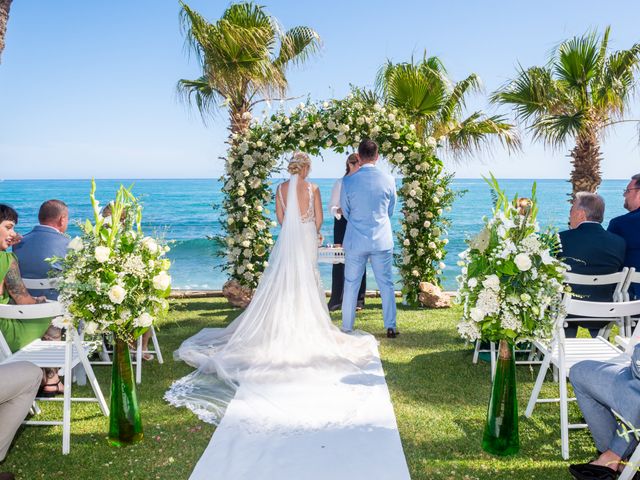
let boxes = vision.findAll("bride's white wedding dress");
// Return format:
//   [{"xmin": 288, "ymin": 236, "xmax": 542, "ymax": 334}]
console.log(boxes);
[{"xmin": 165, "ymin": 174, "xmax": 376, "ymax": 428}]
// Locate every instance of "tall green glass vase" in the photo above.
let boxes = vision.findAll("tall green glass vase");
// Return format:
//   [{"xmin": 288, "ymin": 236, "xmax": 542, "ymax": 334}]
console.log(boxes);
[
  {"xmin": 108, "ymin": 338, "xmax": 143, "ymax": 447},
  {"xmin": 482, "ymin": 339, "xmax": 519, "ymax": 456}
]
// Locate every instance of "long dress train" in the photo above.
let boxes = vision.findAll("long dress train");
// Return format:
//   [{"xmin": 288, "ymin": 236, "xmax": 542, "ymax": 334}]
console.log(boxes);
[{"xmin": 165, "ymin": 174, "xmax": 376, "ymax": 429}]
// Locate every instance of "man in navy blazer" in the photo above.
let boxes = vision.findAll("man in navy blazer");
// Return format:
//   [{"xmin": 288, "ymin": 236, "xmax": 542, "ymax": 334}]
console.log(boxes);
[
  {"xmin": 13, "ymin": 199, "xmax": 70, "ymax": 300},
  {"xmin": 608, "ymin": 173, "xmax": 640, "ymax": 298},
  {"xmin": 560, "ymin": 192, "xmax": 626, "ymax": 337}
]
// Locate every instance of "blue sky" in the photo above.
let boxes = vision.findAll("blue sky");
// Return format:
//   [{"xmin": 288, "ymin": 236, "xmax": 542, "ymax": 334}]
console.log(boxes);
[{"xmin": 1, "ymin": 0, "xmax": 639, "ymax": 179}]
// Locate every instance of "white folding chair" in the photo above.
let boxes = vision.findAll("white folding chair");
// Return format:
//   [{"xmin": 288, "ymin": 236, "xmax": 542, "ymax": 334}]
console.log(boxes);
[
  {"xmin": 525, "ymin": 296, "xmax": 640, "ymax": 459},
  {"xmin": 563, "ymin": 269, "xmax": 629, "ymax": 339},
  {"xmin": 0, "ymin": 302, "xmax": 109, "ymax": 455},
  {"xmin": 472, "ymin": 270, "xmax": 630, "ymax": 381},
  {"xmin": 619, "ymin": 435, "xmax": 640, "ymax": 480},
  {"xmin": 87, "ymin": 326, "xmax": 164, "ymax": 384},
  {"xmin": 21, "ymin": 277, "xmax": 61, "ymax": 291},
  {"xmin": 21, "ymin": 277, "xmax": 89, "ymax": 387},
  {"xmin": 621, "ymin": 268, "xmax": 640, "ymax": 337}
]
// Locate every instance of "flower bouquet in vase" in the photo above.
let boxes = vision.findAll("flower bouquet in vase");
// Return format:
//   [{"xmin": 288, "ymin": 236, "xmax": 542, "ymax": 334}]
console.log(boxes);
[
  {"xmin": 456, "ymin": 175, "xmax": 568, "ymax": 456},
  {"xmin": 55, "ymin": 180, "xmax": 171, "ymax": 447}
]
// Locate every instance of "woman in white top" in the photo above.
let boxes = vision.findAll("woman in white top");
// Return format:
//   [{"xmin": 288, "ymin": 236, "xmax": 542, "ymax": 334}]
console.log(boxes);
[{"xmin": 327, "ymin": 154, "xmax": 367, "ymax": 311}]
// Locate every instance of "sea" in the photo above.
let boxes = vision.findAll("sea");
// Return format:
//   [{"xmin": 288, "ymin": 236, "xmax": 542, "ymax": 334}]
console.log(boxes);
[{"xmin": 0, "ymin": 178, "xmax": 630, "ymax": 291}]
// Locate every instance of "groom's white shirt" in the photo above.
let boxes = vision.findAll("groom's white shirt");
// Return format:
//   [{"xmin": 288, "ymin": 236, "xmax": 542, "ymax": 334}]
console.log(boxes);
[{"xmin": 340, "ymin": 163, "xmax": 397, "ymax": 254}]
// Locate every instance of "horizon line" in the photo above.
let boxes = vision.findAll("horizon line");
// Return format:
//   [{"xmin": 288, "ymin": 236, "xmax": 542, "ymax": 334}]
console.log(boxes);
[{"xmin": 0, "ymin": 176, "xmax": 632, "ymax": 181}]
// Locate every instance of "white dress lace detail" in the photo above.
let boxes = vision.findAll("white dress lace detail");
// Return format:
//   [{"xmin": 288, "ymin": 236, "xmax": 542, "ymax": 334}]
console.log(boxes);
[
  {"xmin": 277, "ymin": 181, "xmax": 315, "ymax": 224},
  {"xmin": 165, "ymin": 174, "xmax": 376, "ymax": 429}
]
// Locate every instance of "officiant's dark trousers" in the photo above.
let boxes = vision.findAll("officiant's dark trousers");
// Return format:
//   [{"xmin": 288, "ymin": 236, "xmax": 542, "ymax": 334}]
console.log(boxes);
[{"xmin": 328, "ymin": 217, "xmax": 365, "ymax": 310}]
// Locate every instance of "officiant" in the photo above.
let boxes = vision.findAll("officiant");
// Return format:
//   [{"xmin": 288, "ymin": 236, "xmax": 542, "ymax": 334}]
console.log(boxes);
[{"xmin": 327, "ymin": 154, "xmax": 366, "ymax": 311}]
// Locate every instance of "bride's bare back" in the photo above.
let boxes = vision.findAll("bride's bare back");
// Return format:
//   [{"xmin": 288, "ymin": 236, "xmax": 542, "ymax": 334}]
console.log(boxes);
[{"xmin": 276, "ymin": 179, "xmax": 323, "ymax": 233}]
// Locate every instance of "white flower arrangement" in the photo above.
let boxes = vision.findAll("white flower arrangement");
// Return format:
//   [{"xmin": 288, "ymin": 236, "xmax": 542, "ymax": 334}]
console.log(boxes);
[
  {"xmin": 54, "ymin": 181, "xmax": 171, "ymax": 342},
  {"xmin": 456, "ymin": 177, "xmax": 568, "ymax": 343}
]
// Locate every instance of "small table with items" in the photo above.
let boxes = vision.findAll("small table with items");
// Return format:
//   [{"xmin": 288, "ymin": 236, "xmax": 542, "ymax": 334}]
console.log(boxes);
[{"xmin": 317, "ymin": 245, "xmax": 345, "ymax": 264}]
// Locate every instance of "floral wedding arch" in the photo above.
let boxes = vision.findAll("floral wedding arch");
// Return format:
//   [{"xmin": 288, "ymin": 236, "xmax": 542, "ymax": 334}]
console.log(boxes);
[{"xmin": 220, "ymin": 92, "xmax": 455, "ymax": 306}]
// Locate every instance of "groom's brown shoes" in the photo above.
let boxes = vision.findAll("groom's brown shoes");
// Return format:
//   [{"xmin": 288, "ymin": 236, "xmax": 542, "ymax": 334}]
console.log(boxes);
[{"xmin": 386, "ymin": 328, "xmax": 399, "ymax": 338}]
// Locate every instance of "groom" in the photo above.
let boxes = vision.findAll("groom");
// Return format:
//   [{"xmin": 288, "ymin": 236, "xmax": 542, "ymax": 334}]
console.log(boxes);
[{"xmin": 340, "ymin": 139, "xmax": 398, "ymax": 338}]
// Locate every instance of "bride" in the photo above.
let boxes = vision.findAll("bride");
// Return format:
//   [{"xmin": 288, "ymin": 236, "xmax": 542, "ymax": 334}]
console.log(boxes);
[{"xmin": 166, "ymin": 152, "xmax": 376, "ymax": 426}]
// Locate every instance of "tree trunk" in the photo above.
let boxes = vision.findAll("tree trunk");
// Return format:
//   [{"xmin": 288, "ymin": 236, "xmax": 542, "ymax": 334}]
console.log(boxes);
[
  {"xmin": 568, "ymin": 130, "xmax": 602, "ymax": 197},
  {"xmin": 222, "ymin": 104, "xmax": 255, "ymax": 307},
  {"xmin": 229, "ymin": 105, "xmax": 251, "ymax": 138},
  {"xmin": 0, "ymin": 0, "xmax": 12, "ymax": 64}
]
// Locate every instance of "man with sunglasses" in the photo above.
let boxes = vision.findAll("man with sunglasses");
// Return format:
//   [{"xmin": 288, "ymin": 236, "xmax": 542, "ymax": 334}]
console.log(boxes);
[{"xmin": 608, "ymin": 173, "xmax": 640, "ymax": 298}]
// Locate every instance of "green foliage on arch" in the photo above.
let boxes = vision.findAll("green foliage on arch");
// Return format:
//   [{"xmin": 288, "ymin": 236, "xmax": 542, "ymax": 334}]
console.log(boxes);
[{"xmin": 220, "ymin": 89, "xmax": 455, "ymax": 305}]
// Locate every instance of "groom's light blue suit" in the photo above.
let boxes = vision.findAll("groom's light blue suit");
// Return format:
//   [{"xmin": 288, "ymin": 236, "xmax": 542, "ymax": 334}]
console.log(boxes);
[{"xmin": 340, "ymin": 163, "xmax": 397, "ymax": 331}]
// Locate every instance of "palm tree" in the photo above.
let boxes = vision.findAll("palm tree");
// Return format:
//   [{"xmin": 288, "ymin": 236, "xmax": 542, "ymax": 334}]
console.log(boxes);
[
  {"xmin": 178, "ymin": 1, "xmax": 321, "ymax": 137},
  {"xmin": 492, "ymin": 27, "xmax": 640, "ymax": 195},
  {"xmin": 0, "ymin": 0, "xmax": 12, "ymax": 64},
  {"xmin": 376, "ymin": 53, "xmax": 519, "ymax": 159}
]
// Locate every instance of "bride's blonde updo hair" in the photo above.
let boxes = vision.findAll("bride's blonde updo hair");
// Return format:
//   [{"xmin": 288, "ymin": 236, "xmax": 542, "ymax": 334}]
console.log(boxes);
[{"xmin": 287, "ymin": 151, "xmax": 311, "ymax": 175}]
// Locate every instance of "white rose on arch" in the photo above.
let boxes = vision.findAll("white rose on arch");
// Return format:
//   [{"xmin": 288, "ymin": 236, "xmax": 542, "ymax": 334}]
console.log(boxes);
[
  {"xmin": 482, "ymin": 274, "xmax": 500, "ymax": 291},
  {"xmin": 470, "ymin": 307, "xmax": 486, "ymax": 323},
  {"xmin": 152, "ymin": 271, "xmax": 172, "ymax": 291}
]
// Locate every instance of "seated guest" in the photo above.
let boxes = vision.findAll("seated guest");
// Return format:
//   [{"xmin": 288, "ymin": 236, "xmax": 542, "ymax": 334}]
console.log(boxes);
[
  {"xmin": 13, "ymin": 199, "xmax": 70, "ymax": 300},
  {"xmin": 608, "ymin": 173, "xmax": 640, "ymax": 298},
  {"xmin": 0, "ymin": 204, "xmax": 64, "ymax": 396},
  {"xmin": 0, "ymin": 361, "xmax": 42, "ymax": 480},
  {"xmin": 568, "ymin": 344, "xmax": 640, "ymax": 480},
  {"xmin": 327, "ymin": 154, "xmax": 366, "ymax": 312},
  {"xmin": 560, "ymin": 192, "xmax": 626, "ymax": 337}
]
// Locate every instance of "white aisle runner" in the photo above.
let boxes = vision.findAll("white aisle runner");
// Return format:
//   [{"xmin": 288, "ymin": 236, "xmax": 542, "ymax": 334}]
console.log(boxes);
[{"xmin": 188, "ymin": 344, "xmax": 411, "ymax": 480}]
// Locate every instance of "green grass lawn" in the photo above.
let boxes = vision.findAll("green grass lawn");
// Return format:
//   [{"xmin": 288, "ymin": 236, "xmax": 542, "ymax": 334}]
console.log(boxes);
[{"xmin": 1, "ymin": 298, "xmax": 596, "ymax": 479}]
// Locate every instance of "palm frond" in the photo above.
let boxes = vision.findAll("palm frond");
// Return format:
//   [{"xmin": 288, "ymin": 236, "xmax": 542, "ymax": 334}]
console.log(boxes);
[
  {"xmin": 593, "ymin": 44, "xmax": 640, "ymax": 116},
  {"xmin": 275, "ymin": 26, "xmax": 321, "ymax": 68},
  {"xmin": 594, "ymin": 25, "xmax": 611, "ymax": 74},
  {"xmin": 438, "ymin": 73, "xmax": 481, "ymax": 124},
  {"xmin": 530, "ymin": 112, "xmax": 584, "ymax": 146},
  {"xmin": 554, "ymin": 30, "xmax": 599, "ymax": 98},
  {"xmin": 177, "ymin": 76, "xmax": 220, "ymax": 124},
  {"xmin": 179, "ymin": 2, "xmax": 214, "ymax": 66},
  {"xmin": 492, "ymin": 66, "xmax": 568, "ymax": 122},
  {"xmin": 443, "ymin": 113, "xmax": 520, "ymax": 159},
  {"xmin": 352, "ymin": 87, "xmax": 383, "ymax": 106}
]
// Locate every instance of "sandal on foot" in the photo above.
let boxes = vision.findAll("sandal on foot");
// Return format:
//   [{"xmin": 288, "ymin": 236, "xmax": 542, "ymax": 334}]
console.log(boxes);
[{"xmin": 38, "ymin": 380, "xmax": 64, "ymax": 398}]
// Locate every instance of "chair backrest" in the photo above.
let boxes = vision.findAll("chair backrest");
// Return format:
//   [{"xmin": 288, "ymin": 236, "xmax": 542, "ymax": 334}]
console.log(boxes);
[
  {"xmin": 22, "ymin": 277, "xmax": 61, "ymax": 290},
  {"xmin": 563, "ymin": 268, "xmax": 629, "ymax": 302},
  {"xmin": 0, "ymin": 301, "xmax": 65, "ymax": 360},
  {"xmin": 622, "ymin": 268, "xmax": 640, "ymax": 301},
  {"xmin": 566, "ymin": 297, "xmax": 640, "ymax": 318},
  {"xmin": 0, "ymin": 301, "xmax": 64, "ymax": 319},
  {"xmin": 552, "ymin": 294, "xmax": 640, "ymax": 344}
]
